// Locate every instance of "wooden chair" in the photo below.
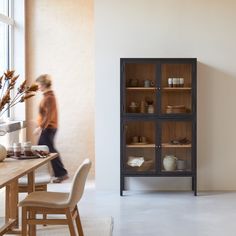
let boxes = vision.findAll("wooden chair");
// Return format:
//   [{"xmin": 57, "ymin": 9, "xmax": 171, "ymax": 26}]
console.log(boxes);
[
  {"xmin": 19, "ymin": 159, "xmax": 91, "ymax": 236},
  {"xmin": 18, "ymin": 164, "xmax": 51, "ymax": 193},
  {"xmin": 18, "ymin": 145, "xmax": 51, "ymax": 193}
]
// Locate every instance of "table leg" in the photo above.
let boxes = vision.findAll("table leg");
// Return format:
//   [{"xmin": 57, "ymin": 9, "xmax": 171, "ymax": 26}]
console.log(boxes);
[
  {"xmin": 5, "ymin": 180, "xmax": 19, "ymax": 227},
  {"xmin": 27, "ymin": 171, "xmax": 35, "ymax": 193}
]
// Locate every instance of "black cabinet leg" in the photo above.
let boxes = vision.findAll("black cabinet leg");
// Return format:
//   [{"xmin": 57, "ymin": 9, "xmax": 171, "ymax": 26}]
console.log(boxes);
[
  {"xmin": 192, "ymin": 176, "xmax": 197, "ymax": 196},
  {"xmin": 120, "ymin": 176, "xmax": 124, "ymax": 196},
  {"xmin": 192, "ymin": 177, "xmax": 194, "ymax": 191}
]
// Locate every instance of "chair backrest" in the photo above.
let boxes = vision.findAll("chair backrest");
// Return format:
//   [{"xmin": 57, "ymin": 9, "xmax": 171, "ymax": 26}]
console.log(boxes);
[{"xmin": 67, "ymin": 159, "xmax": 91, "ymax": 208}]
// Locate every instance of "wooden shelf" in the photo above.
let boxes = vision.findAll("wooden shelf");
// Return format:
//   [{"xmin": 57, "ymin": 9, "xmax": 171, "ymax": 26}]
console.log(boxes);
[
  {"xmin": 162, "ymin": 143, "xmax": 192, "ymax": 148},
  {"xmin": 162, "ymin": 87, "xmax": 192, "ymax": 91},
  {"xmin": 126, "ymin": 87, "xmax": 156, "ymax": 91},
  {"xmin": 126, "ymin": 144, "xmax": 155, "ymax": 148},
  {"xmin": 161, "ymin": 169, "xmax": 192, "ymax": 172}
]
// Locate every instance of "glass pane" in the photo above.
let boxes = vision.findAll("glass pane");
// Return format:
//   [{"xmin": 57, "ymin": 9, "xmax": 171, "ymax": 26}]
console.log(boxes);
[
  {"xmin": 125, "ymin": 63, "xmax": 157, "ymax": 114},
  {"xmin": 0, "ymin": 0, "xmax": 7, "ymax": 15},
  {"xmin": 161, "ymin": 121, "xmax": 192, "ymax": 172},
  {"xmin": 161, "ymin": 63, "xmax": 192, "ymax": 115},
  {"xmin": 0, "ymin": 22, "xmax": 8, "ymax": 74},
  {"xmin": 125, "ymin": 120, "xmax": 156, "ymax": 173}
]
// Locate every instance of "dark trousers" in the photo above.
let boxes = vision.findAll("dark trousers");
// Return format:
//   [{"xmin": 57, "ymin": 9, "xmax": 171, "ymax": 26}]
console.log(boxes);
[{"xmin": 38, "ymin": 128, "xmax": 67, "ymax": 177}]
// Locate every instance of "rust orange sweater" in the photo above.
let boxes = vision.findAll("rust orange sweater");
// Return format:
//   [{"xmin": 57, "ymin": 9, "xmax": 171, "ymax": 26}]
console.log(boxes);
[{"xmin": 37, "ymin": 90, "xmax": 58, "ymax": 129}]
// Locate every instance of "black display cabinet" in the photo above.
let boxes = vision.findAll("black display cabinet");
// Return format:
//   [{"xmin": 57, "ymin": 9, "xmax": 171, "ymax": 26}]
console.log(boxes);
[{"xmin": 120, "ymin": 58, "xmax": 197, "ymax": 196}]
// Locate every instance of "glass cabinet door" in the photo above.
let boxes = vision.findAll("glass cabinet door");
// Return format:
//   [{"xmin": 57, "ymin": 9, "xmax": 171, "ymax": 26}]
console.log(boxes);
[
  {"xmin": 160, "ymin": 63, "xmax": 193, "ymax": 115},
  {"xmin": 124, "ymin": 63, "xmax": 157, "ymax": 115},
  {"xmin": 161, "ymin": 121, "xmax": 192, "ymax": 172},
  {"xmin": 124, "ymin": 120, "xmax": 156, "ymax": 173}
]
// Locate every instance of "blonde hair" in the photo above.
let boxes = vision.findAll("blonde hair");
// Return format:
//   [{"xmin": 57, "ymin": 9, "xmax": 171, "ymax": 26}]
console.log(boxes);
[{"xmin": 36, "ymin": 74, "xmax": 52, "ymax": 88}]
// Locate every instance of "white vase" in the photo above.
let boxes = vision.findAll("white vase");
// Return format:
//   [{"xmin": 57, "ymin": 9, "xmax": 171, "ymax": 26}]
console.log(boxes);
[
  {"xmin": 163, "ymin": 155, "xmax": 177, "ymax": 171},
  {"xmin": 0, "ymin": 143, "xmax": 7, "ymax": 162}
]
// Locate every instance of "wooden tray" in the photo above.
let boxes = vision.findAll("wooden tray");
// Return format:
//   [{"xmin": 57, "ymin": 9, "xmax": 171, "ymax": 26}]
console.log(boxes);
[{"xmin": 10, "ymin": 155, "xmax": 40, "ymax": 160}]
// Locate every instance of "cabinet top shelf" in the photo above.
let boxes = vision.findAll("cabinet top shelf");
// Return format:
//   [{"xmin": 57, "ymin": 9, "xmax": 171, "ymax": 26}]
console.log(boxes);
[
  {"xmin": 125, "ymin": 87, "xmax": 192, "ymax": 91},
  {"xmin": 162, "ymin": 87, "xmax": 192, "ymax": 91},
  {"xmin": 162, "ymin": 143, "xmax": 192, "ymax": 148},
  {"xmin": 126, "ymin": 144, "xmax": 155, "ymax": 148},
  {"xmin": 126, "ymin": 87, "xmax": 156, "ymax": 90}
]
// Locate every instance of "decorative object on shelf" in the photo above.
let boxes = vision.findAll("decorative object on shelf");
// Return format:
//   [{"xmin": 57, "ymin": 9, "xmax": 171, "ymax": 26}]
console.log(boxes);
[
  {"xmin": 145, "ymin": 97, "xmax": 154, "ymax": 114},
  {"xmin": 128, "ymin": 79, "xmax": 138, "ymax": 87},
  {"xmin": 140, "ymin": 136, "xmax": 147, "ymax": 143},
  {"xmin": 147, "ymin": 104, "xmax": 154, "ymax": 114},
  {"xmin": 172, "ymin": 78, "xmax": 179, "ymax": 87},
  {"xmin": 179, "ymin": 78, "xmax": 184, "ymax": 87},
  {"xmin": 131, "ymin": 136, "xmax": 148, "ymax": 145},
  {"xmin": 168, "ymin": 77, "xmax": 185, "ymax": 87},
  {"xmin": 176, "ymin": 159, "xmax": 186, "ymax": 171},
  {"xmin": 144, "ymin": 80, "xmax": 151, "ymax": 87},
  {"xmin": 127, "ymin": 156, "xmax": 144, "ymax": 167},
  {"xmin": 132, "ymin": 136, "xmax": 139, "ymax": 143},
  {"xmin": 129, "ymin": 101, "xmax": 139, "ymax": 113},
  {"xmin": 170, "ymin": 137, "xmax": 191, "ymax": 145},
  {"xmin": 168, "ymin": 78, "xmax": 173, "ymax": 87},
  {"xmin": 163, "ymin": 155, "xmax": 177, "ymax": 171},
  {"xmin": 166, "ymin": 105, "xmax": 186, "ymax": 114},
  {"xmin": 127, "ymin": 156, "xmax": 154, "ymax": 172},
  {"xmin": 140, "ymin": 100, "xmax": 146, "ymax": 113}
]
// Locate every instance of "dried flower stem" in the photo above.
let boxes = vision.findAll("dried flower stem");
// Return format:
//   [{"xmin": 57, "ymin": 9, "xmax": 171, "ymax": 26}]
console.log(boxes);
[{"xmin": 0, "ymin": 80, "xmax": 7, "ymax": 100}]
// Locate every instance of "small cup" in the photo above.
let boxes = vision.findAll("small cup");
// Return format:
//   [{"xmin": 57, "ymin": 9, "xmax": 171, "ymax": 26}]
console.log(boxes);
[
  {"xmin": 140, "ymin": 136, "xmax": 147, "ymax": 143},
  {"xmin": 140, "ymin": 101, "xmax": 146, "ymax": 113},
  {"xmin": 177, "ymin": 160, "xmax": 186, "ymax": 170},
  {"xmin": 23, "ymin": 141, "xmax": 32, "ymax": 156},
  {"xmin": 7, "ymin": 146, "xmax": 14, "ymax": 157},
  {"xmin": 129, "ymin": 79, "xmax": 138, "ymax": 87},
  {"xmin": 13, "ymin": 143, "xmax": 21, "ymax": 157},
  {"xmin": 132, "ymin": 136, "xmax": 139, "ymax": 143},
  {"xmin": 179, "ymin": 78, "xmax": 184, "ymax": 87},
  {"xmin": 168, "ymin": 78, "xmax": 173, "ymax": 87},
  {"xmin": 144, "ymin": 80, "xmax": 151, "ymax": 87},
  {"xmin": 172, "ymin": 78, "xmax": 177, "ymax": 87}
]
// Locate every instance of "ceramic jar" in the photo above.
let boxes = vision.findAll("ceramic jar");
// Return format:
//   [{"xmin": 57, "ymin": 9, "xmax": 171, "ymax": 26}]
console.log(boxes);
[
  {"xmin": 147, "ymin": 104, "xmax": 154, "ymax": 113},
  {"xmin": 0, "ymin": 144, "xmax": 7, "ymax": 161},
  {"xmin": 144, "ymin": 80, "xmax": 151, "ymax": 87},
  {"xmin": 163, "ymin": 155, "xmax": 177, "ymax": 171},
  {"xmin": 176, "ymin": 159, "xmax": 186, "ymax": 170}
]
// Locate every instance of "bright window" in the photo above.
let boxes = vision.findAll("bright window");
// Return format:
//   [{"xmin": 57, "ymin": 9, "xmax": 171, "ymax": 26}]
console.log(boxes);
[
  {"xmin": 0, "ymin": 0, "xmax": 15, "ymax": 119},
  {"xmin": 0, "ymin": 0, "xmax": 7, "ymax": 15},
  {"xmin": 0, "ymin": 22, "xmax": 8, "ymax": 75}
]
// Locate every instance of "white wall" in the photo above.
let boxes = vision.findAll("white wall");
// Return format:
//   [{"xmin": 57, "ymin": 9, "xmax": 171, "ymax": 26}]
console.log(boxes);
[
  {"xmin": 95, "ymin": 0, "xmax": 236, "ymax": 191},
  {"xmin": 25, "ymin": 0, "xmax": 95, "ymax": 179}
]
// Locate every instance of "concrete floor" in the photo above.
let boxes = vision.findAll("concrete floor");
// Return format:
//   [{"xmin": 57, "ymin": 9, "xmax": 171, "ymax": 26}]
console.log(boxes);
[
  {"xmin": 76, "ymin": 185, "xmax": 236, "ymax": 236},
  {"xmin": 2, "ymin": 183, "xmax": 236, "ymax": 235}
]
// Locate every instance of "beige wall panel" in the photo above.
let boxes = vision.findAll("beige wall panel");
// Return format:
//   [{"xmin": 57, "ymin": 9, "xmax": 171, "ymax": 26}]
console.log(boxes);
[{"xmin": 26, "ymin": 0, "xmax": 95, "ymax": 179}]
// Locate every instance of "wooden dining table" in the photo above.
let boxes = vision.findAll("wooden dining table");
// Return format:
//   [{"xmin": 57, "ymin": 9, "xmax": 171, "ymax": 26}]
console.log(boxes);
[{"xmin": 0, "ymin": 153, "xmax": 58, "ymax": 235}]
